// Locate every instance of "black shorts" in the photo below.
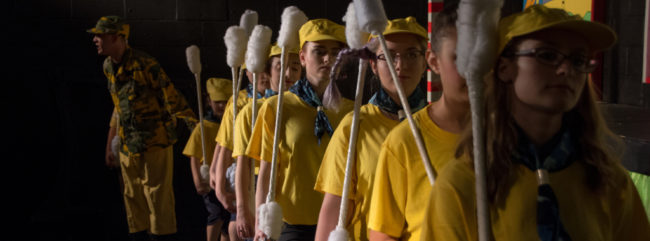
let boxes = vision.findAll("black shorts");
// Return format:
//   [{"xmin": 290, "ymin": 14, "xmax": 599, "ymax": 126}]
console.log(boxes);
[
  {"xmin": 277, "ymin": 222, "xmax": 317, "ymax": 241},
  {"xmin": 203, "ymin": 190, "xmax": 231, "ymax": 232}
]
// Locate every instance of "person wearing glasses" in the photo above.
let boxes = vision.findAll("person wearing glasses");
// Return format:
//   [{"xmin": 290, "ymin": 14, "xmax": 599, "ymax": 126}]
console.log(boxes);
[
  {"xmin": 313, "ymin": 17, "xmax": 429, "ymax": 241},
  {"xmin": 420, "ymin": 4, "xmax": 650, "ymax": 241},
  {"xmin": 366, "ymin": 4, "xmax": 470, "ymax": 241}
]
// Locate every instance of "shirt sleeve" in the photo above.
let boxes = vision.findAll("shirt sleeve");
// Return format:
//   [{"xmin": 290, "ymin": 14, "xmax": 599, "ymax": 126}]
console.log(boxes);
[
  {"xmin": 216, "ymin": 96, "xmax": 235, "ymax": 146},
  {"xmin": 150, "ymin": 61, "xmax": 197, "ymax": 129},
  {"xmin": 232, "ymin": 105, "xmax": 252, "ymax": 158},
  {"xmin": 367, "ymin": 141, "xmax": 408, "ymax": 238},
  {"xmin": 420, "ymin": 162, "xmax": 477, "ymax": 241},
  {"xmin": 246, "ymin": 100, "xmax": 275, "ymax": 163},
  {"xmin": 314, "ymin": 113, "xmax": 353, "ymax": 197},
  {"xmin": 182, "ymin": 125, "xmax": 202, "ymax": 159}
]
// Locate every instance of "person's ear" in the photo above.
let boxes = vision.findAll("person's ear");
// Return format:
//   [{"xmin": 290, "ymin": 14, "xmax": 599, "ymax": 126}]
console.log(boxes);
[
  {"xmin": 427, "ymin": 49, "xmax": 441, "ymax": 75},
  {"xmin": 369, "ymin": 59, "xmax": 379, "ymax": 75},
  {"xmin": 496, "ymin": 57, "xmax": 516, "ymax": 83}
]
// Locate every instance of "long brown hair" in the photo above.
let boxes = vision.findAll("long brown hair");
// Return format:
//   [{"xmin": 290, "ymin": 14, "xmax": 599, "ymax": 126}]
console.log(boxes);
[{"xmin": 455, "ymin": 40, "xmax": 625, "ymax": 203}]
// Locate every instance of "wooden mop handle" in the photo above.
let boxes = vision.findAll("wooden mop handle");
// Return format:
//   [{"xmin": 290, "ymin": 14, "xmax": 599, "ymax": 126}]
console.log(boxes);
[
  {"xmin": 336, "ymin": 59, "xmax": 368, "ymax": 228},
  {"xmin": 194, "ymin": 73, "xmax": 209, "ymax": 170},
  {"xmin": 376, "ymin": 33, "xmax": 436, "ymax": 185},
  {"xmin": 266, "ymin": 47, "xmax": 288, "ymax": 203},
  {"xmin": 251, "ymin": 73, "xmax": 259, "ymax": 131}
]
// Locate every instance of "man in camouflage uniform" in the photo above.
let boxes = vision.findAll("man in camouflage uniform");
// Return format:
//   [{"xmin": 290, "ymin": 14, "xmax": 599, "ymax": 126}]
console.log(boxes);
[{"xmin": 89, "ymin": 15, "xmax": 197, "ymax": 241}]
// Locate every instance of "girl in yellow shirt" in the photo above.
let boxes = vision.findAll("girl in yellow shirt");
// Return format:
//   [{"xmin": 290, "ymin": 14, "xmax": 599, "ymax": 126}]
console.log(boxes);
[
  {"xmin": 367, "ymin": 4, "xmax": 469, "ymax": 241},
  {"xmin": 313, "ymin": 17, "xmax": 428, "ymax": 241},
  {"xmin": 421, "ymin": 5, "xmax": 650, "ymax": 241},
  {"xmin": 247, "ymin": 19, "xmax": 354, "ymax": 241}
]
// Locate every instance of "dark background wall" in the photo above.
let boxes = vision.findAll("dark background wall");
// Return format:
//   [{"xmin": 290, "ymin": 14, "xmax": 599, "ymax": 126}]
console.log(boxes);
[{"xmin": 5, "ymin": 0, "xmax": 648, "ymax": 240}]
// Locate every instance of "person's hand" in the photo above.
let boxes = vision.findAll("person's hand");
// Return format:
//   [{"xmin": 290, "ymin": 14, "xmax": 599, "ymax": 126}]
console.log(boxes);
[
  {"xmin": 236, "ymin": 207, "xmax": 255, "ymax": 239},
  {"xmin": 215, "ymin": 189, "xmax": 236, "ymax": 213},
  {"xmin": 195, "ymin": 182, "xmax": 210, "ymax": 196},
  {"xmin": 254, "ymin": 229, "xmax": 268, "ymax": 241},
  {"xmin": 105, "ymin": 149, "xmax": 119, "ymax": 169}
]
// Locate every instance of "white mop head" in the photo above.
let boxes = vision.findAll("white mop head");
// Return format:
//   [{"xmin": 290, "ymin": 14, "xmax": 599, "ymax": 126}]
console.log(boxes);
[
  {"xmin": 353, "ymin": 0, "xmax": 388, "ymax": 35},
  {"xmin": 456, "ymin": 0, "xmax": 503, "ymax": 78},
  {"xmin": 239, "ymin": 9, "xmax": 259, "ymax": 36},
  {"xmin": 200, "ymin": 164, "xmax": 210, "ymax": 180},
  {"xmin": 245, "ymin": 25, "xmax": 273, "ymax": 73},
  {"xmin": 258, "ymin": 201, "xmax": 283, "ymax": 240},
  {"xmin": 277, "ymin": 6, "xmax": 308, "ymax": 49},
  {"xmin": 343, "ymin": 2, "xmax": 370, "ymax": 49},
  {"xmin": 327, "ymin": 226, "xmax": 350, "ymax": 241},
  {"xmin": 224, "ymin": 26, "xmax": 249, "ymax": 68},
  {"xmin": 185, "ymin": 45, "xmax": 201, "ymax": 74}
]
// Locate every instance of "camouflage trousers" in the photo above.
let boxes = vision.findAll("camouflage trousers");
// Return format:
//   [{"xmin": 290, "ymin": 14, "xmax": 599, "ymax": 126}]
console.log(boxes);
[{"xmin": 119, "ymin": 146, "xmax": 177, "ymax": 235}]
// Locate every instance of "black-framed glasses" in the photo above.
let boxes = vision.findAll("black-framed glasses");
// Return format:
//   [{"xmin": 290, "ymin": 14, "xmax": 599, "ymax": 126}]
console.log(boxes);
[
  {"xmin": 512, "ymin": 47, "xmax": 597, "ymax": 73},
  {"xmin": 377, "ymin": 50, "xmax": 425, "ymax": 63}
]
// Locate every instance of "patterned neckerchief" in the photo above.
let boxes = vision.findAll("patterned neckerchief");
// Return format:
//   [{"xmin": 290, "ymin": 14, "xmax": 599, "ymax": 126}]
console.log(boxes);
[
  {"xmin": 246, "ymin": 83, "xmax": 264, "ymax": 99},
  {"xmin": 512, "ymin": 125, "xmax": 574, "ymax": 241},
  {"xmin": 265, "ymin": 89, "xmax": 278, "ymax": 98},
  {"xmin": 204, "ymin": 109, "xmax": 221, "ymax": 123},
  {"xmin": 289, "ymin": 78, "xmax": 333, "ymax": 144},
  {"xmin": 369, "ymin": 86, "xmax": 427, "ymax": 120}
]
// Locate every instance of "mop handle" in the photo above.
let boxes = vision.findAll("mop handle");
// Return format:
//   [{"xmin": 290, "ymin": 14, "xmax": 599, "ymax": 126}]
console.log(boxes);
[
  {"xmin": 266, "ymin": 48, "xmax": 288, "ymax": 203},
  {"xmin": 467, "ymin": 73, "xmax": 490, "ymax": 241},
  {"xmin": 194, "ymin": 73, "xmax": 208, "ymax": 169},
  {"xmin": 376, "ymin": 32, "xmax": 436, "ymax": 185},
  {"xmin": 336, "ymin": 59, "xmax": 368, "ymax": 228},
  {"xmin": 251, "ymin": 73, "xmax": 259, "ymax": 131}
]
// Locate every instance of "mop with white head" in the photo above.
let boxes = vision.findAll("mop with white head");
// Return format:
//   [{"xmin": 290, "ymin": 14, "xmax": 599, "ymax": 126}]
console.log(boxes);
[
  {"xmin": 327, "ymin": 3, "xmax": 370, "ymax": 241},
  {"xmin": 353, "ymin": 0, "xmax": 436, "ymax": 185},
  {"xmin": 244, "ymin": 24, "xmax": 272, "ymax": 221},
  {"xmin": 456, "ymin": 1, "xmax": 503, "ymax": 241},
  {"xmin": 185, "ymin": 45, "xmax": 210, "ymax": 181},
  {"xmin": 224, "ymin": 25, "xmax": 248, "ymax": 150},
  {"xmin": 239, "ymin": 9, "xmax": 259, "ymax": 36},
  {"xmin": 258, "ymin": 6, "xmax": 307, "ymax": 241}
]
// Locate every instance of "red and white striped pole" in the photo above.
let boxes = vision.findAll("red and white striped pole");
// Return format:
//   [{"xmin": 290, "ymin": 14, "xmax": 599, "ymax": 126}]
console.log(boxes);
[{"xmin": 427, "ymin": 0, "xmax": 444, "ymax": 103}]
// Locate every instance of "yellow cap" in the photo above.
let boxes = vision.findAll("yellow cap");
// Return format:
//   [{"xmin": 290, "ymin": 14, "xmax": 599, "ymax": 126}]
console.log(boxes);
[
  {"xmin": 498, "ymin": 4, "xmax": 617, "ymax": 55},
  {"xmin": 269, "ymin": 43, "xmax": 300, "ymax": 57},
  {"xmin": 299, "ymin": 19, "xmax": 346, "ymax": 50},
  {"xmin": 371, "ymin": 16, "xmax": 427, "ymax": 41},
  {"xmin": 206, "ymin": 78, "xmax": 233, "ymax": 101}
]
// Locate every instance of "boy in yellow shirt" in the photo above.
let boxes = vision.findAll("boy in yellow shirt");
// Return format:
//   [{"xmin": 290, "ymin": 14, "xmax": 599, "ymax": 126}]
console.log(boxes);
[
  {"xmin": 232, "ymin": 44, "xmax": 302, "ymax": 240},
  {"xmin": 183, "ymin": 77, "xmax": 231, "ymax": 241}
]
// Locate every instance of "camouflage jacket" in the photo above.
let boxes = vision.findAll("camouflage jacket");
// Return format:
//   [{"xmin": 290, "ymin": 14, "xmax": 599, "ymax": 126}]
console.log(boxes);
[{"xmin": 105, "ymin": 47, "xmax": 197, "ymax": 154}]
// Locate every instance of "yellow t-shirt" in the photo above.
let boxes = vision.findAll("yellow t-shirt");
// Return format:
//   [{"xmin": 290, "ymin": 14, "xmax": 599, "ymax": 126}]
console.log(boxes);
[
  {"xmin": 367, "ymin": 105, "xmax": 459, "ymax": 241},
  {"xmin": 246, "ymin": 91, "xmax": 354, "ymax": 225},
  {"xmin": 314, "ymin": 104, "xmax": 399, "ymax": 241},
  {"xmin": 420, "ymin": 160, "xmax": 650, "ymax": 241},
  {"xmin": 215, "ymin": 89, "xmax": 250, "ymax": 150},
  {"xmin": 232, "ymin": 99, "xmax": 264, "ymax": 174},
  {"xmin": 182, "ymin": 119, "xmax": 220, "ymax": 165}
]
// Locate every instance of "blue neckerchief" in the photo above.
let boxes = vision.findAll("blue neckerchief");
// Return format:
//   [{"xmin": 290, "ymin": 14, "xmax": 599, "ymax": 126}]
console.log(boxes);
[
  {"xmin": 512, "ymin": 126, "xmax": 574, "ymax": 241},
  {"xmin": 289, "ymin": 78, "xmax": 333, "ymax": 144},
  {"xmin": 369, "ymin": 86, "xmax": 427, "ymax": 120},
  {"xmin": 265, "ymin": 89, "xmax": 278, "ymax": 98},
  {"xmin": 204, "ymin": 109, "xmax": 221, "ymax": 123},
  {"xmin": 246, "ymin": 83, "xmax": 264, "ymax": 99}
]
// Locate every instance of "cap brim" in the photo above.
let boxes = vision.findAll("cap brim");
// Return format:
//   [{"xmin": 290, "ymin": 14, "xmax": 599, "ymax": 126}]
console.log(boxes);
[{"xmin": 522, "ymin": 20, "xmax": 617, "ymax": 52}]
